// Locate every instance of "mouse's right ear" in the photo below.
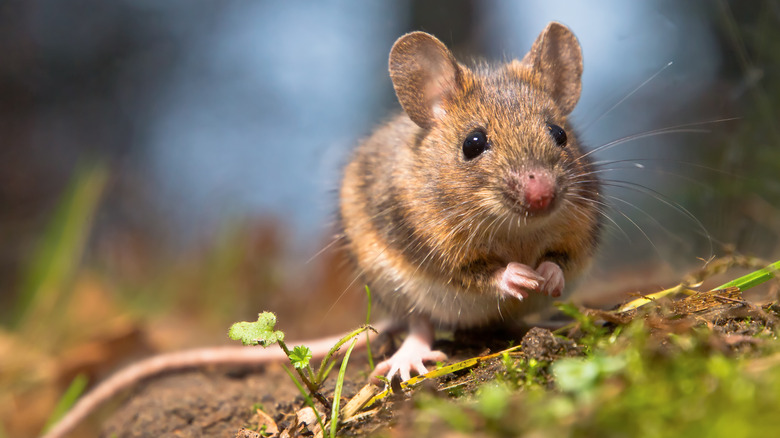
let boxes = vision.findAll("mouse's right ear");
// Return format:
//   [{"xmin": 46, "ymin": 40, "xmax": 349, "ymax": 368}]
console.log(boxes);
[{"xmin": 389, "ymin": 32, "xmax": 463, "ymax": 129}]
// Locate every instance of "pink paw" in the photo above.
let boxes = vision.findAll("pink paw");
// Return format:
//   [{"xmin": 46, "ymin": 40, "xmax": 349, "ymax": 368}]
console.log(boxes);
[
  {"xmin": 536, "ymin": 261, "xmax": 565, "ymax": 297},
  {"xmin": 497, "ymin": 261, "xmax": 564, "ymax": 300},
  {"xmin": 371, "ymin": 332, "xmax": 447, "ymax": 383}
]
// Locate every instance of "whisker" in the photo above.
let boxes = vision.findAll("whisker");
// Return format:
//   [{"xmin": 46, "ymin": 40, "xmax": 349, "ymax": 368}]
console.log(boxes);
[
  {"xmin": 320, "ymin": 232, "xmax": 398, "ymax": 323},
  {"xmin": 306, "ymin": 203, "xmax": 402, "ymax": 265},
  {"xmin": 601, "ymin": 179, "xmax": 714, "ymax": 257},
  {"xmin": 582, "ymin": 61, "xmax": 674, "ymax": 132},
  {"xmin": 580, "ymin": 166, "xmax": 711, "ymax": 190},
  {"xmin": 605, "ymin": 194, "xmax": 692, "ymax": 251},
  {"xmin": 591, "ymin": 158, "xmax": 742, "ymax": 179},
  {"xmin": 581, "ymin": 127, "xmax": 709, "ymax": 160},
  {"xmin": 605, "ymin": 198, "xmax": 662, "ymax": 256},
  {"xmin": 305, "ymin": 233, "xmax": 345, "ymax": 264},
  {"xmin": 568, "ymin": 195, "xmax": 631, "ymax": 243}
]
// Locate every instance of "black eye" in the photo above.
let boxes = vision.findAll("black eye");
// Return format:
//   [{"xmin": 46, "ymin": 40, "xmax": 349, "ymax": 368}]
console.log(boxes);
[
  {"xmin": 463, "ymin": 130, "xmax": 489, "ymax": 160},
  {"xmin": 547, "ymin": 123, "xmax": 567, "ymax": 147}
]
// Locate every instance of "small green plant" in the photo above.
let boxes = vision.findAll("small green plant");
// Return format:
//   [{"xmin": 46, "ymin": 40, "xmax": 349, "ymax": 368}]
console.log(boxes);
[
  {"xmin": 229, "ymin": 312, "xmax": 373, "ymax": 437},
  {"xmin": 555, "ymin": 302, "xmax": 610, "ymax": 352}
]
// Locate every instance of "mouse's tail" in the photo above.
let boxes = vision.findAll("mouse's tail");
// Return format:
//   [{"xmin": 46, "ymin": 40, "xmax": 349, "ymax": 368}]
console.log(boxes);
[{"xmin": 40, "ymin": 321, "xmax": 389, "ymax": 438}]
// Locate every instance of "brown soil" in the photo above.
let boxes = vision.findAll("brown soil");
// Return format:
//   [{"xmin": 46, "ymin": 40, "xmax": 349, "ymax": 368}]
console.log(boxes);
[{"xmin": 98, "ymin": 325, "xmax": 576, "ymax": 437}]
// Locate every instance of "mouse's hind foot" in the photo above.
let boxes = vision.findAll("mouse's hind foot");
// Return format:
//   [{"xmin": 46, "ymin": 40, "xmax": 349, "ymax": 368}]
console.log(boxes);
[{"xmin": 371, "ymin": 315, "xmax": 446, "ymax": 384}]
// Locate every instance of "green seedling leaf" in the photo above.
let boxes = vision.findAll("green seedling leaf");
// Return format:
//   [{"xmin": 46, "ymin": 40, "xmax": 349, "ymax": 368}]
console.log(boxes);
[
  {"xmin": 228, "ymin": 312, "xmax": 285, "ymax": 347},
  {"xmin": 290, "ymin": 345, "xmax": 313, "ymax": 370}
]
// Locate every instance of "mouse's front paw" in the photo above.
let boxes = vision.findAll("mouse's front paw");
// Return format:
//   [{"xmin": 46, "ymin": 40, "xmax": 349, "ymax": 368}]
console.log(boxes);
[
  {"xmin": 497, "ymin": 262, "xmax": 544, "ymax": 300},
  {"xmin": 497, "ymin": 261, "xmax": 564, "ymax": 300},
  {"xmin": 370, "ymin": 335, "xmax": 447, "ymax": 384},
  {"xmin": 536, "ymin": 261, "xmax": 564, "ymax": 297}
]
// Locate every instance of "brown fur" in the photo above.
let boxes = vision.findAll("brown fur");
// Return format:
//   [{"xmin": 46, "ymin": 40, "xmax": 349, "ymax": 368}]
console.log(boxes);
[{"xmin": 339, "ymin": 23, "xmax": 601, "ymax": 327}]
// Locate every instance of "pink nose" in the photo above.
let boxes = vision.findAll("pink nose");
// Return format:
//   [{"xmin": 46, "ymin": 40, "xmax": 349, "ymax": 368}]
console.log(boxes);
[{"xmin": 523, "ymin": 171, "xmax": 555, "ymax": 213}]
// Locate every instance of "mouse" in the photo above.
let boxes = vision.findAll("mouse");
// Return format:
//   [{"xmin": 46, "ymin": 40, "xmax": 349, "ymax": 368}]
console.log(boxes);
[
  {"xmin": 41, "ymin": 22, "xmax": 601, "ymax": 438},
  {"xmin": 339, "ymin": 21, "xmax": 600, "ymax": 382}
]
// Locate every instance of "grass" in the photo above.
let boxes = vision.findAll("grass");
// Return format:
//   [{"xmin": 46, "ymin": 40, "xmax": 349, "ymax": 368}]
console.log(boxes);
[
  {"xmin": 420, "ymin": 336, "xmax": 777, "ymax": 436},
  {"xmin": 11, "ymin": 162, "xmax": 107, "ymax": 333},
  {"xmin": 393, "ymin": 266, "xmax": 780, "ymax": 437}
]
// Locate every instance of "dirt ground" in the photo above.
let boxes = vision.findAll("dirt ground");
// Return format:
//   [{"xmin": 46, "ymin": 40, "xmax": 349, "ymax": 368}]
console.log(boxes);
[
  {"xmin": 96, "ymin": 298, "xmax": 779, "ymax": 438},
  {"xmin": 96, "ymin": 325, "xmax": 580, "ymax": 438}
]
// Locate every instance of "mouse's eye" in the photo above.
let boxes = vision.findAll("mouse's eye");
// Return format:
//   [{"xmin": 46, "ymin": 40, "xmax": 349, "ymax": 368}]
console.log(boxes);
[
  {"xmin": 547, "ymin": 123, "xmax": 567, "ymax": 147},
  {"xmin": 463, "ymin": 130, "xmax": 489, "ymax": 160}
]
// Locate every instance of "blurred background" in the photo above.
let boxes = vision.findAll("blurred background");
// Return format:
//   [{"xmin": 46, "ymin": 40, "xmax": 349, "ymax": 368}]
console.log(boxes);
[{"xmin": 1, "ymin": 1, "xmax": 779, "ymax": 436}]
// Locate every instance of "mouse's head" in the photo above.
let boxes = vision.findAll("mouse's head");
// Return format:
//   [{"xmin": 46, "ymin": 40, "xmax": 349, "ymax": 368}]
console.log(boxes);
[{"xmin": 389, "ymin": 23, "xmax": 596, "ymax": 234}]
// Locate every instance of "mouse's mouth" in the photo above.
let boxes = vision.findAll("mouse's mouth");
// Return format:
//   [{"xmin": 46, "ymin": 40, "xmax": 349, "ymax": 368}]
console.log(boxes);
[{"xmin": 501, "ymin": 190, "xmax": 558, "ymax": 218}]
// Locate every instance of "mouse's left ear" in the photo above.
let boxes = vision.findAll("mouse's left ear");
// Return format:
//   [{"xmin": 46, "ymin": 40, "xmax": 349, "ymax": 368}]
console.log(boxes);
[{"xmin": 516, "ymin": 22, "xmax": 583, "ymax": 115}]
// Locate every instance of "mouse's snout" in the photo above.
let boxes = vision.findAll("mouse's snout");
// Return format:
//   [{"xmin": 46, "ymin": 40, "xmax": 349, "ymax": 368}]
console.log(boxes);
[
  {"xmin": 523, "ymin": 170, "xmax": 556, "ymax": 213},
  {"xmin": 505, "ymin": 168, "xmax": 557, "ymax": 215}
]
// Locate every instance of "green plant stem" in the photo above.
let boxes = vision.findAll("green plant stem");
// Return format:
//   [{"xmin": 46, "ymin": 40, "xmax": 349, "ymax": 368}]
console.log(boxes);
[
  {"xmin": 281, "ymin": 364, "xmax": 325, "ymax": 434},
  {"xmin": 278, "ymin": 340, "xmax": 331, "ymax": 410},
  {"xmin": 315, "ymin": 325, "xmax": 373, "ymax": 383},
  {"xmin": 322, "ymin": 359, "xmax": 339, "ymax": 384},
  {"xmin": 330, "ymin": 337, "xmax": 359, "ymax": 438},
  {"xmin": 365, "ymin": 286, "xmax": 375, "ymax": 370},
  {"xmin": 306, "ymin": 364, "xmax": 317, "ymax": 383}
]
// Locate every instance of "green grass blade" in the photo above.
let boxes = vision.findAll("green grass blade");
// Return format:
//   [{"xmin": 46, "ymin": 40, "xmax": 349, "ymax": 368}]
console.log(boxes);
[
  {"xmin": 41, "ymin": 373, "xmax": 88, "ymax": 433},
  {"xmin": 315, "ymin": 325, "xmax": 370, "ymax": 383},
  {"xmin": 11, "ymin": 163, "xmax": 108, "ymax": 329},
  {"xmin": 282, "ymin": 363, "xmax": 325, "ymax": 433},
  {"xmin": 713, "ymin": 260, "xmax": 780, "ymax": 291},
  {"xmin": 364, "ymin": 285, "xmax": 374, "ymax": 370},
  {"xmin": 330, "ymin": 337, "xmax": 359, "ymax": 438}
]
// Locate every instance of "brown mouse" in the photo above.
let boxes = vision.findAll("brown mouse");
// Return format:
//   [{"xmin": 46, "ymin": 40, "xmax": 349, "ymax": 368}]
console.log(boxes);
[
  {"xmin": 339, "ymin": 21, "xmax": 601, "ymax": 381},
  {"xmin": 42, "ymin": 22, "xmax": 600, "ymax": 438}
]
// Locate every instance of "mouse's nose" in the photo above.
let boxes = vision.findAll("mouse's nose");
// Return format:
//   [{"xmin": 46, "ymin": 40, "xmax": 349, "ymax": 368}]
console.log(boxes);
[
  {"xmin": 519, "ymin": 169, "xmax": 556, "ymax": 214},
  {"xmin": 505, "ymin": 167, "xmax": 558, "ymax": 216}
]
